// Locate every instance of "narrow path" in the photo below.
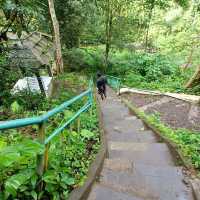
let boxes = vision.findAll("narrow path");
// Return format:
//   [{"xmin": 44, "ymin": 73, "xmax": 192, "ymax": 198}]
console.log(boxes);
[{"xmin": 87, "ymin": 88, "xmax": 194, "ymax": 200}]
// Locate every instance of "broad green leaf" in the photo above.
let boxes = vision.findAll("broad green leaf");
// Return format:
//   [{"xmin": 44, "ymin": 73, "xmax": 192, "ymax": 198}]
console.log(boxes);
[
  {"xmin": 63, "ymin": 191, "xmax": 69, "ymax": 199},
  {"xmin": 45, "ymin": 183, "xmax": 56, "ymax": 193},
  {"xmin": 19, "ymin": 140, "xmax": 44, "ymax": 156},
  {"xmin": 64, "ymin": 110, "xmax": 74, "ymax": 120},
  {"xmin": 31, "ymin": 191, "xmax": 37, "ymax": 200},
  {"xmin": 5, "ymin": 169, "xmax": 35, "ymax": 197},
  {"xmin": 10, "ymin": 101, "xmax": 22, "ymax": 114},
  {"xmin": 0, "ymin": 153, "xmax": 20, "ymax": 168},
  {"xmin": 80, "ymin": 129, "xmax": 95, "ymax": 140},
  {"xmin": 43, "ymin": 170, "xmax": 59, "ymax": 184},
  {"xmin": 31, "ymin": 174, "xmax": 38, "ymax": 187},
  {"xmin": 61, "ymin": 174, "xmax": 75, "ymax": 186},
  {"xmin": 38, "ymin": 191, "xmax": 44, "ymax": 200},
  {"xmin": 53, "ymin": 192, "xmax": 60, "ymax": 200},
  {"xmin": 0, "ymin": 140, "xmax": 7, "ymax": 150}
]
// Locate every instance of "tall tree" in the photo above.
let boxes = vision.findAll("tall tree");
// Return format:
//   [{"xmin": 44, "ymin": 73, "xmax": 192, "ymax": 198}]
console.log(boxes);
[
  {"xmin": 105, "ymin": 0, "xmax": 112, "ymax": 70},
  {"xmin": 102, "ymin": 0, "xmax": 134, "ymax": 69},
  {"xmin": 144, "ymin": 0, "xmax": 156, "ymax": 51},
  {"xmin": 54, "ymin": 0, "xmax": 96, "ymax": 49},
  {"xmin": 0, "ymin": 0, "xmax": 44, "ymax": 41},
  {"xmin": 48, "ymin": 0, "xmax": 64, "ymax": 74}
]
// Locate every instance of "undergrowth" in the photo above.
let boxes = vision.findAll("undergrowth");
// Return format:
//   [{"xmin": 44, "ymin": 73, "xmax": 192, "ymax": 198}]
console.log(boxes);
[
  {"xmin": 62, "ymin": 47, "xmax": 197, "ymax": 94},
  {"xmin": 0, "ymin": 73, "xmax": 100, "ymax": 200},
  {"xmin": 107, "ymin": 50, "xmax": 194, "ymax": 93}
]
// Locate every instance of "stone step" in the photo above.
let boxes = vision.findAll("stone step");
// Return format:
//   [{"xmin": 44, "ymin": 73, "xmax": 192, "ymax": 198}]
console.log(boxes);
[
  {"xmin": 87, "ymin": 184, "xmax": 143, "ymax": 200},
  {"xmin": 100, "ymin": 169, "xmax": 193, "ymax": 200},
  {"xmin": 109, "ymin": 141, "xmax": 169, "ymax": 152},
  {"xmin": 104, "ymin": 119, "xmax": 145, "ymax": 134},
  {"xmin": 104, "ymin": 158, "xmax": 133, "ymax": 173},
  {"xmin": 104, "ymin": 158, "xmax": 183, "ymax": 176},
  {"xmin": 102, "ymin": 107, "xmax": 130, "ymax": 120},
  {"xmin": 107, "ymin": 130, "xmax": 157, "ymax": 143},
  {"xmin": 108, "ymin": 142, "xmax": 175, "ymax": 166}
]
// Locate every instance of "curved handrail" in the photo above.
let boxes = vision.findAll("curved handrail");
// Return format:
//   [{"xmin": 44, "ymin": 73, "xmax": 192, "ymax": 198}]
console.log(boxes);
[
  {"xmin": 0, "ymin": 79, "xmax": 93, "ymax": 176},
  {"xmin": 107, "ymin": 75, "xmax": 121, "ymax": 93},
  {"xmin": 0, "ymin": 89, "xmax": 92, "ymax": 131}
]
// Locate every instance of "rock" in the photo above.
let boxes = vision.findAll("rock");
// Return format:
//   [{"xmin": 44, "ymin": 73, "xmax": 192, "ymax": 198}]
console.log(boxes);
[{"xmin": 113, "ymin": 126, "xmax": 121, "ymax": 132}]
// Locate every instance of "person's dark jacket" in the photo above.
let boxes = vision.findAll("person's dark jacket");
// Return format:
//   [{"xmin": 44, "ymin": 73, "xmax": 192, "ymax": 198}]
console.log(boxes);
[{"xmin": 96, "ymin": 76, "xmax": 107, "ymax": 88}]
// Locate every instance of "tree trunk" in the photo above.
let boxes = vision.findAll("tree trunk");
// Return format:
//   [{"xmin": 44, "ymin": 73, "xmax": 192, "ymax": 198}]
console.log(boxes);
[
  {"xmin": 145, "ymin": 1, "xmax": 155, "ymax": 52},
  {"xmin": 185, "ymin": 65, "xmax": 200, "ymax": 88},
  {"xmin": 105, "ymin": 0, "xmax": 113, "ymax": 71},
  {"xmin": 182, "ymin": 47, "xmax": 194, "ymax": 71},
  {"xmin": 145, "ymin": 25, "xmax": 150, "ymax": 52},
  {"xmin": 48, "ymin": 0, "xmax": 64, "ymax": 74}
]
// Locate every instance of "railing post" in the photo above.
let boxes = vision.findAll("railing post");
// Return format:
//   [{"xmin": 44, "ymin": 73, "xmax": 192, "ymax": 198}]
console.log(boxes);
[
  {"xmin": 70, "ymin": 124, "xmax": 73, "ymax": 132},
  {"xmin": 44, "ymin": 143, "xmax": 50, "ymax": 171},
  {"xmin": 36, "ymin": 122, "xmax": 45, "ymax": 176},
  {"xmin": 118, "ymin": 80, "xmax": 121, "ymax": 95},
  {"xmin": 88, "ymin": 90, "xmax": 93, "ymax": 117},
  {"xmin": 77, "ymin": 118, "xmax": 80, "ymax": 133}
]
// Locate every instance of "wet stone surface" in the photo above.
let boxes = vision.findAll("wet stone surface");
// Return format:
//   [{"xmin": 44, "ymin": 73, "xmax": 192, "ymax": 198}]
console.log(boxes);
[{"xmin": 87, "ymin": 87, "xmax": 194, "ymax": 200}]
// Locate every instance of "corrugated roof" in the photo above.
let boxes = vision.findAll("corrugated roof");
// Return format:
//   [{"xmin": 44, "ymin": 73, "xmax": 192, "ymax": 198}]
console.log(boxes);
[{"xmin": 7, "ymin": 32, "xmax": 55, "ymax": 69}]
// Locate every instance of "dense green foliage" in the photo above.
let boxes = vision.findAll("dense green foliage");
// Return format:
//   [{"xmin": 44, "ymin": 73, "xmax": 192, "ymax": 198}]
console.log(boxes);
[
  {"xmin": 0, "ymin": 74, "xmax": 100, "ymax": 199},
  {"xmin": 108, "ymin": 50, "xmax": 194, "ymax": 93},
  {"xmin": 62, "ymin": 47, "xmax": 195, "ymax": 93},
  {"xmin": 63, "ymin": 47, "xmax": 105, "ymax": 73},
  {"xmin": 0, "ymin": 0, "xmax": 45, "ymax": 38}
]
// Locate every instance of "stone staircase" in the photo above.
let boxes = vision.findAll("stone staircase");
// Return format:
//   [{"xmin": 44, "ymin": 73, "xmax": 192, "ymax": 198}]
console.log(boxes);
[{"xmin": 87, "ymin": 88, "xmax": 194, "ymax": 200}]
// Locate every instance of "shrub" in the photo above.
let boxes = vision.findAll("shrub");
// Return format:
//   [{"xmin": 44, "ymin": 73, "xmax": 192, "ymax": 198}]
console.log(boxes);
[
  {"xmin": 109, "ymin": 51, "xmax": 177, "ymax": 81},
  {"xmin": 11, "ymin": 90, "xmax": 47, "ymax": 111},
  {"xmin": 0, "ymin": 54, "xmax": 21, "ymax": 107},
  {"xmin": 62, "ymin": 48, "xmax": 105, "ymax": 73}
]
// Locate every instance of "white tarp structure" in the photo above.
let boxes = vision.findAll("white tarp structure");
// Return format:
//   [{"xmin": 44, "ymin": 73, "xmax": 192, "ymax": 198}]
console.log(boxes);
[{"xmin": 12, "ymin": 76, "xmax": 53, "ymax": 97}]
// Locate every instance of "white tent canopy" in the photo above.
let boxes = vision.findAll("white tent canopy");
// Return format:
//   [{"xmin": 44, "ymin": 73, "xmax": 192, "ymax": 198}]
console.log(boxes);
[{"xmin": 12, "ymin": 76, "xmax": 53, "ymax": 97}]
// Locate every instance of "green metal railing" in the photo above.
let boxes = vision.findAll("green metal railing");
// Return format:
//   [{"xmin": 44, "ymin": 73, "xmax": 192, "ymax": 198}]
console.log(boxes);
[
  {"xmin": 107, "ymin": 75, "xmax": 121, "ymax": 94},
  {"xmin": 0, "ymin": 79, "xmax": 93, "ymax": 176}
]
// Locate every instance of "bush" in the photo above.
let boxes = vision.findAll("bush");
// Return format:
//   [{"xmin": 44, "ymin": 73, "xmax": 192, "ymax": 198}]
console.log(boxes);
[
  {"xmin": 62, "ymin": 47, "xmax": 176, "ymax": 82},
  {"xmin": 0, "ymin": 54, "xmax": 21, "ymax": 107},
  {"xmin": 62, "ymin": 48, "xmax": 105, "ymax": 73},
  {"xmin": 108, "ymin": 50, "xmax": 177, "ymax": 81},
  {"xmin": 11, "ymin": 90, "xmax": 47, "ymax": 111},
  {"xmin": 61, "ymin": 47, "xmax": 193, "ymax": 93}
]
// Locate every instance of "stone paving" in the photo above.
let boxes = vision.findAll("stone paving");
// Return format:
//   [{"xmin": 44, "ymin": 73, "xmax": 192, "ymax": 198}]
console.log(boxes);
[{"xmin": 87, "ymin": 87, "xmax": 194, "ymax": 200}]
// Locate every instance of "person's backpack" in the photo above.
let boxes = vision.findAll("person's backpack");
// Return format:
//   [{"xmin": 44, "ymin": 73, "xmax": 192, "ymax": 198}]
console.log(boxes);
[{"xmin": 97, "ymin": 76, "xmax": 107, "ymax": 88}]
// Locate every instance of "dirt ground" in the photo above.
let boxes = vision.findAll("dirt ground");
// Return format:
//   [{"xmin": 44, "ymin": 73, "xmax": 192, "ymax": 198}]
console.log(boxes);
[
  {"xmin": 122, "ymin": 93, "xmax": 200, "ymax": 132},
  {"xmin": 122, "ymin": 93, "xmax": 163, "ymax": 107}
]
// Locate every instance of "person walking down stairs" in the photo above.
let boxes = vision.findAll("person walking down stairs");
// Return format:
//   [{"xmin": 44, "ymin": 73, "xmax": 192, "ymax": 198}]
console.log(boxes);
[{"xmin": 96, "ymin": 73, "xmax": 107, "ymax": 100}]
